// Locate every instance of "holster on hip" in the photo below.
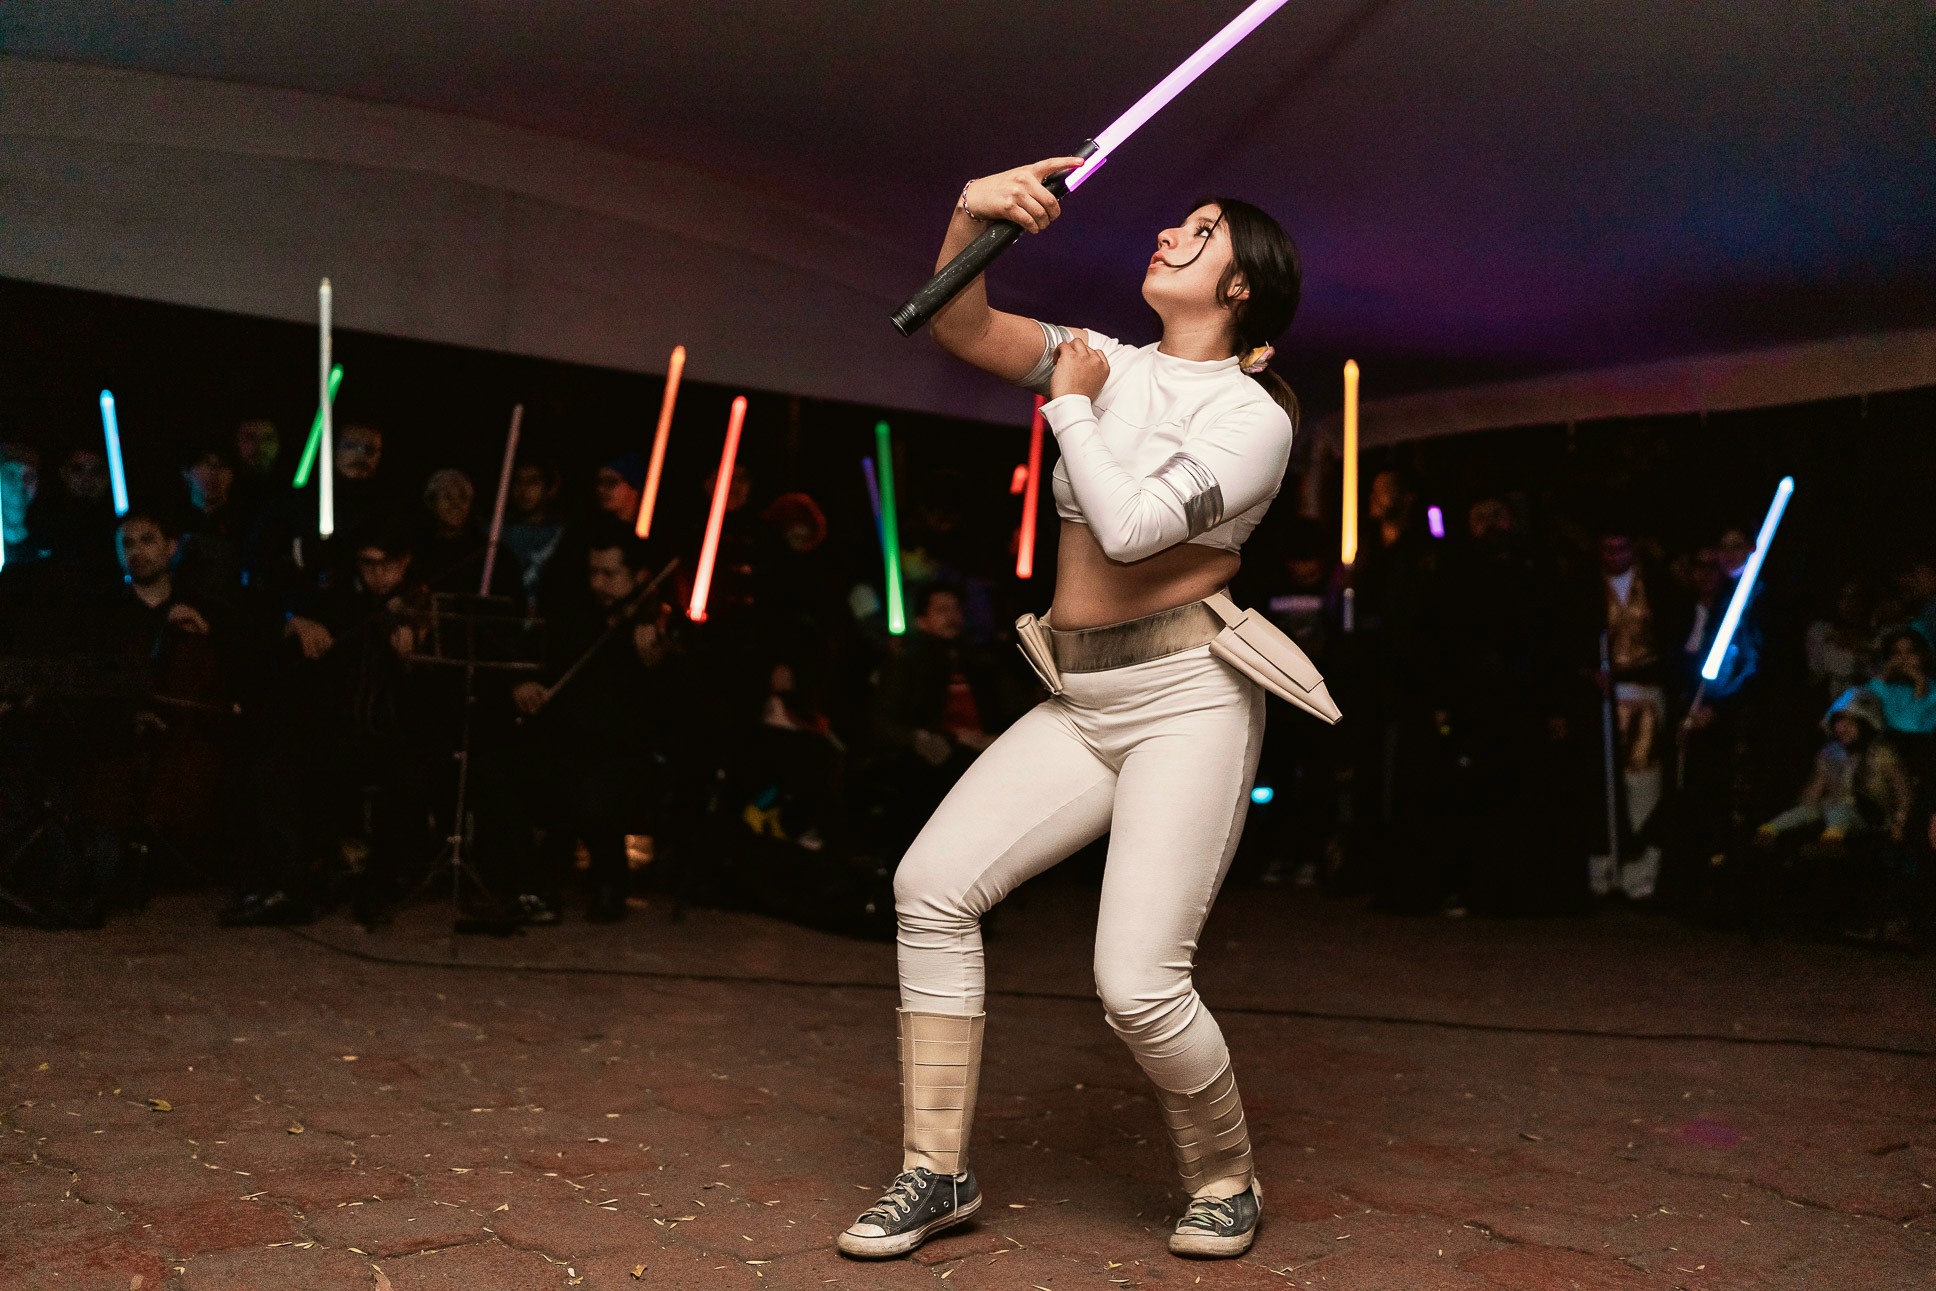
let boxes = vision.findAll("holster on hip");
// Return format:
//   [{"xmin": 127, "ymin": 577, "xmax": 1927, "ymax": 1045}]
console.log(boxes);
[
  {"xmin": 1013, "ymin": 612, "xmax": 1063, "ymax": 696},
  {"xmin": 1202, "ymin": 591, "xmax": 1342, "ymax": 725}
]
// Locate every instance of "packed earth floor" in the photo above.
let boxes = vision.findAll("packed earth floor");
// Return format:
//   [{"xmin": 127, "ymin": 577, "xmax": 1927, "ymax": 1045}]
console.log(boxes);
[{"xmin": 4, "ymin": 879, "xmax": 1932, "ymax": 1291}]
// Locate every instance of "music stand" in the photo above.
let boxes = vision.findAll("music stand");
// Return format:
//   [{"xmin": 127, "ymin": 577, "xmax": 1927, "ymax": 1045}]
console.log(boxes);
[{"xmin": 401, "ymin": 593, "xmax": 542, "ymax": 942}]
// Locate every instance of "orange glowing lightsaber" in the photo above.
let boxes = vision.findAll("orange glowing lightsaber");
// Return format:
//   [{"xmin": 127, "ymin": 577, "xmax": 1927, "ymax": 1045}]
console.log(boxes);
[
  {"xmin": 686, "ymin": 395, "xmax": 747, "ymax": 623},
  {"xmin": 1016, "ymin": 395, "xmax": 1046, "ymax": 579},
  {"xmin": 636, "ymin": 344, "xmax": 686, "ymax": 538}
]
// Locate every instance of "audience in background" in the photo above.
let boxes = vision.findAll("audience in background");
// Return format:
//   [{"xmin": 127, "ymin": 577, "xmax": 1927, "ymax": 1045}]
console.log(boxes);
[{"xmin": 1, "ymin": 400, "xmax": 1930, "ymax": 954}]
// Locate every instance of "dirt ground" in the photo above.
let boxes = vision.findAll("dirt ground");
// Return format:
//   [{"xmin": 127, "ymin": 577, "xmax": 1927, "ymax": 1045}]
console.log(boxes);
[{"xmin": 4, "ymin": 880, "xmax": 1932, "ymax": 1290}]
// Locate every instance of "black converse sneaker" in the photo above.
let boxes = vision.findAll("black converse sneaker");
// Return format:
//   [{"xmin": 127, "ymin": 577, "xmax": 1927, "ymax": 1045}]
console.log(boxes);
[
  {"xmin": 1169, "ymin": 1182, "xmax": 1262, "ymax": 1257},
  {"xmin": 836, "ymin": 1167, "xmax": 981, "ymax": 1258}
]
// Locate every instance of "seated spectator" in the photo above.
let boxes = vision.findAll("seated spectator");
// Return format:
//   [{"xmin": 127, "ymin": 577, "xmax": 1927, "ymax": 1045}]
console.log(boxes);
[
  {"xmin": 867, "ymin": 584, "xmax": 1003, "ymax": 839},
  {"xmin": 1898, "ymin": 558, "xmax": 1936, "ymax": 647},
  {"xmin": 1, "ymin": 442, "xmax": 50, "ymax": 569},
  {"xmin": 740, "ymin": 659, "xmax": 846, "ymax": 852},
  {"xmin": 243, "ymin": 419, "xmax": 396, "ymax": 602},
  {"xmin": 1805, "ymin": 578, "xmax": 1875, "ymax": 704},
  {"xmin": 35, "ymin": 446, "xmax": 119, "ymax": 579},
  {"xmin": 416, "ymin": 467, "xmax": 522, "ymax": 597},
  {"xmin": 595, "ymin": 452, "xmax": 647, "ymax": 525},
  {"xmin": 503, "ymin": 457, "xmax": 566, "ymax": 610},
  {"xmin": 229, "ymin": 417, "xmax": 282, "ymax": 536},
  {"xmin": 112, "ymin": 511, "xmax": 211, "ymax": 643},
  {"xmin": 511, "ymin": 517, "xmax": 678, "ymax": 922},
  {"xmin": 1866, "ymin": 626, "xmax": 1936, "ymax": 736},
  {"xmin": 174, "ymin": 440, "xmax": 246, "ymax": 611},
  {"xmin": 1757, "ymin": 688, "xmax": 1911, "ymax": 849},
  {"xmin": 255, "ymin": 518, "xmax": 433, "ymax": 928}
]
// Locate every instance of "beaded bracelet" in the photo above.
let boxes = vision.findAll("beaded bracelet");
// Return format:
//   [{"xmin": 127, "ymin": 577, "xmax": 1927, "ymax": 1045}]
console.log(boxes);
[{"xmin": 958, "ymin": 181, "xmax": 982, "ymax": 222}]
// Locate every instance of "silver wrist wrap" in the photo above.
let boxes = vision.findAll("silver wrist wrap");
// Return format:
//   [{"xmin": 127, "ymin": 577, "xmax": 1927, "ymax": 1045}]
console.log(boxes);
[
  {"xmin": 1149, "ymin": 451, "xmax": 1226, "ymax": 537},
  {"xmin": 1017, "ymin": 321, "xmax": 1075, "ymax": 395}
]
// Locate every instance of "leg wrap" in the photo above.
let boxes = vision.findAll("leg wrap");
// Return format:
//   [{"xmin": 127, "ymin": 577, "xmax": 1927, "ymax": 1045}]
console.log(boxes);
[
  {"xmin": 1154, "ymin": 1059, "xmax": 1255, "ymax": 1199},
  {"xmin": 899, "ymin": 1009, "xmax": 984, "ymax": 1176}
]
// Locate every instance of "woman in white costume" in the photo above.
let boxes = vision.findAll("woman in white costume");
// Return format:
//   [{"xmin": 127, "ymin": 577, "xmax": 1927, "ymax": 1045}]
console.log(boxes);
[{"xmin": 839, "ymin": 155, "xmax": 1309, "ymax": 1261}]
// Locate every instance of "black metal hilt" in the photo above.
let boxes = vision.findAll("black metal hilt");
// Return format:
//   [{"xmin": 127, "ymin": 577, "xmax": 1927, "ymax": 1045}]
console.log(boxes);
[{"xmin": 891, "ymin": 140, "xmax": 1099, "ymax": 337}]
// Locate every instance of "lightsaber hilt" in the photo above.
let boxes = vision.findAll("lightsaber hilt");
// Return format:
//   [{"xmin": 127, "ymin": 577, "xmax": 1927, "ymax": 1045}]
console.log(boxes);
[{"xmin": 891, "ymin": 140, "xmax": 1098, "ymax": 337}]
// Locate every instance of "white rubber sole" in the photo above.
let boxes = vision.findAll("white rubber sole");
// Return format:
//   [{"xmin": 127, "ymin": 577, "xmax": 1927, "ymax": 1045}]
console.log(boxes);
[
  {"xmin": 836, "ymin": 1192, "xmax": 981, "ymax": 1259},
  {"xmin": 1168, "ymin": 1225, "xmax": 1257, "ymax": 1257}
]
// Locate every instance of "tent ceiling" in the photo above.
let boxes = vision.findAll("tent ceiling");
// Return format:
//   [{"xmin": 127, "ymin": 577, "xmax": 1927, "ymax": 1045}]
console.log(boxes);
[{"xmin": 5, "ymin": 1, "xmax": 1932, "ymax": 402}]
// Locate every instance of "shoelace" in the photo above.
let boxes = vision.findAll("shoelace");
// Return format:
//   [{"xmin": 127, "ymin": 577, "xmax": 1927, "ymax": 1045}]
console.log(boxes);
[
  {"xmin": 860, "ymin": 1170, "xmax": 928, "ymax": 1224},
  {"xmin": 1178, "ymin": 1194, "xmax": 1237, "ymax": 1232}
]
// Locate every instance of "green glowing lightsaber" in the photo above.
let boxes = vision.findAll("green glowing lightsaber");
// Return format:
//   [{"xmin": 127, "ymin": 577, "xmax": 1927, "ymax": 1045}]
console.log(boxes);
[
  {"xmin": 874, "ymin": 421, "xmax": 906, "ymax": 636},
  {"xmin": 293, "ymin": 364, "xmax": 344, "ymax": 489}
]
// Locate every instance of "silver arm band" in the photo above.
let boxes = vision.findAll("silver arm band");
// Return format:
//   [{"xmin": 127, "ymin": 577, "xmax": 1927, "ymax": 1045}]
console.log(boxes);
[
  {"xmin": 1149, "ymin": 451, "xmax": 1226, "ymax": 537},
  {"xmin": 1017, "ymin": 321, "xmax": 1075, "ymax": 395}
]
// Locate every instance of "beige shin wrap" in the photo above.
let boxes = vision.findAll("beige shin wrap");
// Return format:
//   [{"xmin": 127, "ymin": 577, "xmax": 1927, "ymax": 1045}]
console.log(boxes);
[
  {"xmin": 1155, "ymin": 1060, "xmax": 1256, "ymax": 1198},
  {"xmin": 899, "ymin": 1009, "xmax": 984, "ymax": 1176}
]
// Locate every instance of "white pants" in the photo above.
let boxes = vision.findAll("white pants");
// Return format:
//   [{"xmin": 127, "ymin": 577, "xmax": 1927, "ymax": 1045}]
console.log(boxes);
[{"xmin": 894, "ymin": 642, "xmax": 1265, "ymax": 1094}]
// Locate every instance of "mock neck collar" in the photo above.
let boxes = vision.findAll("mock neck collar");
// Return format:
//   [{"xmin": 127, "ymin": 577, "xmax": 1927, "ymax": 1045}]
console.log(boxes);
[{"xmin": 1150, "ymin": 344, "xmax": 1241, "ymax": 375}]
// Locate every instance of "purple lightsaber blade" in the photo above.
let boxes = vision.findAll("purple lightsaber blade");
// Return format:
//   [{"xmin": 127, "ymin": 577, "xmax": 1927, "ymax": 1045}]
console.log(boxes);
[
  {"xmin": 892, "ymin": 0, "xmax": 1290, "ymax": 334},
  {"xmin": 1067, "ymin": 0, "xmax": 1291, "ymax": 191}
]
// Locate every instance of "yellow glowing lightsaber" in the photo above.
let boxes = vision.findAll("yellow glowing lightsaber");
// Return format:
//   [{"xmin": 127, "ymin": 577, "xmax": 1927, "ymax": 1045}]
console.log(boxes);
[
  {"xmin": 1341, "ymin": 359, "xmax": 1359, "ymax": 566},
  {"xmin": 636, "ymin": 345, "xmax": 687, "ymax": 539}
]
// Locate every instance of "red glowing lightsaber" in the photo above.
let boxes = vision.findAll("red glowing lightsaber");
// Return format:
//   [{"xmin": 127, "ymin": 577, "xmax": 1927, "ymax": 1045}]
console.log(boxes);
[
  {"xmin": 687, "ymin": 396, "xmax": 748, "ymax": 623},
  {"xmin": 1016, "ymin": 395, "xmax": 1046, "ymax": 579}
]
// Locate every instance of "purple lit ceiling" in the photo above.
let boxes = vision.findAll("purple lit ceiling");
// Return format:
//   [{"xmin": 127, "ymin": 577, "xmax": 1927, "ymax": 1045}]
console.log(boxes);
[{"xmin": 4, "ymin": 0, "xmax": 1931, "ymax": 401}]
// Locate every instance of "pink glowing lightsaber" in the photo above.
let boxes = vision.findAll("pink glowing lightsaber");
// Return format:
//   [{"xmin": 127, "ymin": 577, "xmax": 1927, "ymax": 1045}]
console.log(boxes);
[
  {"xmin": 687, "ymin": 396, "xmax": 748, "ymax": 623},
  {"xmin": 478, "ymin": 403, "xmax": 522, "ymax": 595},
  {"xmin": 892, "ymin": 0, "xmax": 1290, "ymax": 334},
  {"xmin": 636, "ymin": 345, "xmax": 686, "ymax": 539},
  {"xmin": 1016, "ymin": 395, "xmax": 1046, "ymax": 579}
]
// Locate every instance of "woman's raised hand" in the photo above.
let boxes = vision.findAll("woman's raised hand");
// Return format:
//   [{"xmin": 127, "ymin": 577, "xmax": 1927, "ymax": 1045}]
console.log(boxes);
[
  {"xmin": 961, "ymin": 157, "xmax": 1089, "ymax": 233},
  {"xmin": 1048, "ymin": 335, "xmax": 1110, "ymax": 402}
]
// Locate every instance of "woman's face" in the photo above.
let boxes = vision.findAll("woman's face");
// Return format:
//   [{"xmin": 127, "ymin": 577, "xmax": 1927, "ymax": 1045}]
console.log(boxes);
[{"xmin": 1142, "ymin": 204, "xmax": 1242, "ymax": 322}]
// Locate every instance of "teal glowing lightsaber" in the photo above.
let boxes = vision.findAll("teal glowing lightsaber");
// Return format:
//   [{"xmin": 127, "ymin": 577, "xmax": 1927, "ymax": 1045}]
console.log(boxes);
[
  {"xmin": 293, "ymin": 364, "xmax": 344, "ymax": 489},
  {"xmin": 874, "ymin": 422, "xmax": 906, "ymax": 635},
  {"xmin": 99, "ymin": 390, "xmax": 130, "ymax": 516},
  {"xmin": 1700, "ymin": 476, "xmax": 1793, "ymax": 683}
]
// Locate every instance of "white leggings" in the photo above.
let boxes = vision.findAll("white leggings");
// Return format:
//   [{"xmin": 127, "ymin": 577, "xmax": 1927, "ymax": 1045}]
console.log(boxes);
[{"xmin": 894, "ymin": 642, "xmax": 1265, "ymax": 1094}]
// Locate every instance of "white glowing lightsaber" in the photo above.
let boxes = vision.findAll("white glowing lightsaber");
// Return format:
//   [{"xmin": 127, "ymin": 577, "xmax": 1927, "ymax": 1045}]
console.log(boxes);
[
  {"xmin": 98, "ymin": 390, "xmax": 130, "ymax": 516},
  {"xmin": 1699, "ymin": 476, "xmax": 1793, "ymax": 683},
  {"xmin": 892, "ymin": 0, "xmax": 1290, "ymax": 334},
  {"xmin": 479, "ymin": 403, "xmax": 523, "ymax": 596},
  {"xmin": 318, "ymin": 278, "xmax": 335, "ymax": 537}
]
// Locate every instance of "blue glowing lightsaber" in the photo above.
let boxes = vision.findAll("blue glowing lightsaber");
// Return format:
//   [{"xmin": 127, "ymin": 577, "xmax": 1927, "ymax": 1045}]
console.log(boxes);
[
  {"xmin": 1700, "ymin": 476, "xmax": 1793, "ymax": 683},
  {"xmin": 98, "ymin": 390, "xmax": 130, "ymax": 516},
  {"xmin": 891, "ymin": 0, "xmax": 1290, "ymax": 335}
]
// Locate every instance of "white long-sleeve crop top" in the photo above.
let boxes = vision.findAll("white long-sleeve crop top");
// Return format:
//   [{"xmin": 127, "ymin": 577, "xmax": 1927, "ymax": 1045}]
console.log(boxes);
[{"xmin": 1019, "ymin": 324, "xmax": 1295, "ymax": 563}]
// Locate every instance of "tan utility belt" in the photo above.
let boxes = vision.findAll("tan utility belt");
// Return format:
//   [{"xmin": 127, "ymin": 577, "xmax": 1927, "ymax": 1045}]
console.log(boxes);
[{"xmin": 1014, "ymin": 590, "xmax": 1340, "ymax": 725}]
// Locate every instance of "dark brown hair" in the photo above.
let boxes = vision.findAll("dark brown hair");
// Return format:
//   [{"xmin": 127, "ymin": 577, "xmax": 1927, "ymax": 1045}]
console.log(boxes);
[{"xmin": 1199, "ymin": 196, "xmax": 1302, "ymax": 427}]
